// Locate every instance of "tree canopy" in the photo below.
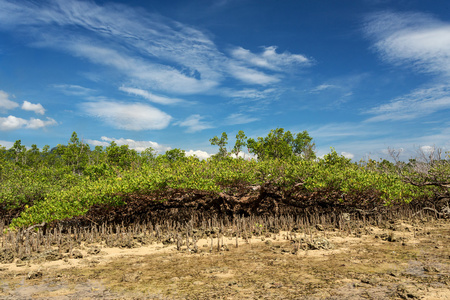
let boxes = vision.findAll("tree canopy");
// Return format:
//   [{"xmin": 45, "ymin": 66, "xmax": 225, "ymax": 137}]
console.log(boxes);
[{"xmin": 247, "ymin": 128, "xmax": 316, "ymax": 160}]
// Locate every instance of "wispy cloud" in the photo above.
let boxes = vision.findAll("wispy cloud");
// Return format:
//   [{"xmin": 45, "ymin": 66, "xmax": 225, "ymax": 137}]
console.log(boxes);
[
  {"xmin": 225, "ymin": 88, "xmax": 277, "ymax": 99},
  {"xmin": 119, "ymin": 86, "xmax": 186, "ymax": 105},
  {"xmin": 86, "ymin": 136, "xmax": 170, "ymax": 153},
  {"xmin": 310, "ymin": 84, "xmax": 339, "ymax": 93},
  {"xmin": 224, "ymin": 113, "xmax": 259, "ymax": 125},
  {"xmin": 176, "ymin": 114, "xmax": 214, "ymax": 133},
  {"xmin": 81, "ymin": 100, "xmax": 172, "ymax": 130},
  {"xmin": 231, "ymin": 46, "xmax": 310, "ymax": 71},
  {"xmin": 52, "ymin": 84, "xmax": 96, "ymax": 96},
  {"xmin": 0, "ymin": 0, "xmax": 309, "ymax": 99},
  {"xmin": 226, "ymin": 63, "xmax": 280, "ymax": 85},
  {"xmin": 0, "ymin": 0, "xmax": 220, "ymax": 94},
  {"xmin": 365, "ymin": 11, "xmax": 450, "ymax": 76},
  {"xmin": 363, "ymin": 12, "xmax": 450, "ymax": 123},
  {"xmin": 0, "ymin": 90, "xmax": 19, "ymax": 111},
  {"xmin": 22, "ymin": 101, "xmax": 45, "ymax": 115},
  {"xmin": 309, "ymin": 122, "xmax": 383, "ymax": 140},
  {"xmin": 0, "ymin": 115, "xmax": 57, "ymax": 131},
  {"xmin": 364, "ymin": 84, "xmax": 450, "ymax": 122},
  {"xmin": 314, "ymin": 122, "xmax": 450, "ymax": 161}
]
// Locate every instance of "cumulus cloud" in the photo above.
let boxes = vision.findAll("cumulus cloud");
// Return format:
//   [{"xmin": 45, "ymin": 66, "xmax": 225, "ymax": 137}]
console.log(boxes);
[
  {"xmin": 81, "ymin": 101, "xmax": 172, "ymax": 130},
  {"xmin": 364, "ymin": 84, "xmax": 450, "ymax": 122},
  {"xmin": 0, "ymin": 140, "xmax": 14, "ymax": 148},
  {"xmin": 119, "ymin": 86, "xmax": 186, "ymax": 105},
  {"xmin": 341, "ymin": 152, "xmax": 355, "ymax": 159},
  {"xmin": 0, "ymin": 90, "xmax": 19, "ymax": 111},
  {"xmin": 365, "ymin": 11, "xmax": 450, "ymax": 76},
  {"xmin": 22, "ymin": 101, "xmax": 45, "ymax": 115},
  {"xmin": 0, "ymin": 115, "xmax": 56, "ymax": 130},
  {"xmin": 0, "ymin": 116, "xmax": 27, "ymax": 130},
  {"xmin": 231, "ymin": 46, "xmax": 310, "ymax": 71},
  {"xmin": 420, "ymin": 145, "xmax": 434, "ymax": 154},
  {"xmin": 185, "ymin": 149, "xmax": 211, "ymax": 160},
  {"xmin": 176, "ymin": 114, "xmax": 214, "ymax": 133},
  {"xmin": 229, "ymin": 151, "xmax": 256, "ymax": 160},
  {"xmin": 26, "ymin": 117, "xmax": 57, "ymax": 129},
  {"xmin": 86, "ymin": 136, "xmax": 171, "ymax": 153}
]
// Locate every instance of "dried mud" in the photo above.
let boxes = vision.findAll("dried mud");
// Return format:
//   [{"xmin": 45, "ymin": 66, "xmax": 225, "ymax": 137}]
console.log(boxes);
[
  {"xmin": 1, "ymin": 190, "xmax": 449, "ymax": 299},
  {"xmin": 1, "ymin": 217, "xmax": 449, "ymax": 299}
]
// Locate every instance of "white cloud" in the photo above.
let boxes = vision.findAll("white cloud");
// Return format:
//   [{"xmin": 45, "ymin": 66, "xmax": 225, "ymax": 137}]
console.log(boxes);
[
  {"xmin": 341, "ymin": 152, "xmax": 355, "ymax": 159},
  {"xmin": 364, "ymin": 84, "xmax": 450, "ymax": 122},
  {"xmin": 52, "ymin": 84, "xmax": 96, "ymax": 96},
  {"xmin": 310, "ymin": 84, "xmax": 338, "ymax": 93},
  {"xmin": 224, "ymin": 113, "xmax": 259, "ymax": 125},
  {"xmin": 314, "ymin": 124, "xmax": 450, "ymax": 162},
  {"xmin": 419, "ymin": 145, "xmax": 434, "ymax": 154},
  {"xmin": 26, "ymin": 117, "xmax": 57, "ymax": 129},
  {"xmin": 176, "ymin": 114, "xmax": 214, "ymax": 133},
  {"xmin": 226, "ymin": 63, "xmax": 280, "ymax": 85},
  {"xmin": 0, "ymin": 90, "xmax": 19, "ymax": 111},
  {"xmin": 0, "ymin": 0, "xmax": 312, "ymax": 98},
  {"xmin": 230, "ymin": 151, "xmax": 256, "ymax": 160},
  {"xmin": 309, "ymin": 123, "xmax": 380, "ymax": 139},
  {"xmin": 363, "ymin": 12, "xmax": 450, "ymax": 123},
  {"xmin": 0, "ymin": 140, "xmax": 14, "ymax": 148},
  {"xmin": 22, "ymin": 100, "xmax": 45, "ymax": 115},
  {"xmin": 231, "ymin": 46, "xmax": 310, "ymax": 71},
  {"xmin": 0, "ymin": 0, "xmax": 222, "ymax": 94},
  {"xmin": 81, "ymin": 101, "xmax": 172, "ymax": 130},
  {"xmin": 65, "ymin": 42, "xmax": 218, "ymax": 94},
  {"xmin": 0, "ymin": 116, "xmax": 27, "ymax": 130},
  {"xmin": 86, "ymin": 136, "xmax": 170, "ymax": 153},
  {"xmin": 365, "ymin": 11, "xmax": 450, "ymax": 76},
  {"xmin": 119, "ymin": 86, "xmax": 186, "ymax": 105},
  {"xmin": 225, "ymin": 88, "xmax": 277, "ymax": 99},
  {"xmin": 185, "ymin": 149, "xmax": 211, "ymax": 160},
  {"xmin": 0, "ymin": 115, "xmax": 56, "ymax": 131}
]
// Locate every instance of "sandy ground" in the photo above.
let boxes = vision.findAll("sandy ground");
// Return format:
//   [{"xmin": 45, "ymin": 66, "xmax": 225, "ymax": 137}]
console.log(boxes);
[{"xmin": 0, "ymin": 219, "xmax": 449, "ymax": 299}]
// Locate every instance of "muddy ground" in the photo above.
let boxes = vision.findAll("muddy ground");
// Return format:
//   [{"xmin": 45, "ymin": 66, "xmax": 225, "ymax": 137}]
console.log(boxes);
[{"xmin": 0, "ymin": 217, "xmax": 449, "ymax": 299}]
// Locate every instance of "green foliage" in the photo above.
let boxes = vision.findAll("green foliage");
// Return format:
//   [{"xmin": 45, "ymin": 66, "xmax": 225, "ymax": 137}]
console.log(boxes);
[
  {"xmin": 210, "ymin": 132, "xmax": 229, "ymax": 158},
  {"xmin": 140, "ymin": 147, "xmax": 156, "ymax": 163},
  {"xmin": 161, "ymin": 148, "xmax": 186, "ymax": 162},
  {"xmin": 106, "ymin": 141, "xmax": 138, "ymax": 168},
  {"xmin": 83, "ymin": 162, "xmax": 115, "ymax": 180},
  {"xmin": 2, "ymin": 130, "xmax": 447, "ymax": 230},
  {"xmin": 247, "ymin": 128, "xmax": 315, "ymax": 160},
  {"xmin": 10, "ymin": 140, "xmax": 27, "ymax": 165},
  {"xmin": 61, "ymin": 132, "xmax": 90, "ymax": 173},
  {"xmin": 322, "ymin": 148, "xmax": 352, "ymax": 166},
  {"xmin": 232, "ymin": 130, "xmax": 247, "ymax": 158}
]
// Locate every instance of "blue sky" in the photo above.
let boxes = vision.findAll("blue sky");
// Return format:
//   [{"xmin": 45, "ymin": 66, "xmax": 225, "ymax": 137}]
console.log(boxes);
[{"xmin": 1, "ymin": 0, "xmax": 449, "ymax": 160}]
